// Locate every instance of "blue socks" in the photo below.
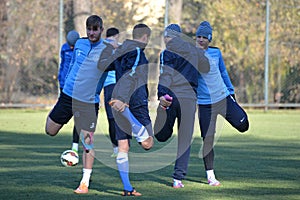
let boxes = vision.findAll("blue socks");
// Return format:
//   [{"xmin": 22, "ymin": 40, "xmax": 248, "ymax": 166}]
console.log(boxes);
[
  {"xmin": 116, "ymin": 152, "xmax": 133, "ymax": 191},
  {"xmin": 121, "ymin": 107, "xmax": 149, "ymax": 142}
]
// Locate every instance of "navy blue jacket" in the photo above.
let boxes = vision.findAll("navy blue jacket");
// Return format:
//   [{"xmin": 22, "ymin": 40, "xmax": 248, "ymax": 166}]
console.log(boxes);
[
  {"xmin": 98, "ymin": 39, "xmax": 149, "ymax": 109},
  {"xmin": 158, "ymin": 36, "xmax": 210, "ymax": 99},
  {"xmin": 58, "ymin": 43, "xmax": 74, "ymax": 89}
]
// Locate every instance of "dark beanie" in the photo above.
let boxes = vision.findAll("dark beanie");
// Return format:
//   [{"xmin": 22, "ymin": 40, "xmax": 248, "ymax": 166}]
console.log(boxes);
[
  {"xmin": 196, "ymin": 21, "xmax": 213, "ymax": 42},
  {"xmin": 106, "ymin": 27, "xmax": 119, "ymax": 38},
  {"xmin": 66, "ymin": 30, "xmax": 80, "ymax": 46},
  {"xmin": 164, "ymin": 24, "xmax": 182, "ymax": 38}
]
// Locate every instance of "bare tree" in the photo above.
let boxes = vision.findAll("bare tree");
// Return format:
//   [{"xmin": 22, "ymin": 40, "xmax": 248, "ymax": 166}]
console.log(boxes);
[{"xmin": 73, "ymin": 0, "xmax": 92, "ymax": 37}]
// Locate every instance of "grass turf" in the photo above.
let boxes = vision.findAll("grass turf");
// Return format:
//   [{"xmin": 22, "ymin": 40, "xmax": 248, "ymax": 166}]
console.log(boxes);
[{"xmin": 0, "ymin": 108, "xmax": 299, "ymax": 200}]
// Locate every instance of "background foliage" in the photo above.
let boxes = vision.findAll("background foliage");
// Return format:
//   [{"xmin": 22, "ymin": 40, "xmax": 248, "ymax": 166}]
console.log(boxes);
[{"xmin": 0, "ymin": 0, "xmax": 299, "ymax": 105}]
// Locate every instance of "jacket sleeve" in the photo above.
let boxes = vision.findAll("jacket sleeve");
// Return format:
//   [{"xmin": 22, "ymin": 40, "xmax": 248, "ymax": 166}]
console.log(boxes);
[
  {"xmin": 98, "ymin": 43, "xmax": 116, "ymax": 72},
  {"xmin": 58, "ymin": 46, "xmax": 65, "ymax": 84},
  {"xmin": 218, "ymin": 50, "xmax": 235, "ymax": 94},
  {"xmin": 62, "ymin": 49, "xmax": 76, "ymax": 84},
  {"xmin": 157, "ymin": 50, "xmax": 175, "ymax": 98},
  {"xmin": 95, "ymin": 71, "xmax": 108, "ymax": 95}
]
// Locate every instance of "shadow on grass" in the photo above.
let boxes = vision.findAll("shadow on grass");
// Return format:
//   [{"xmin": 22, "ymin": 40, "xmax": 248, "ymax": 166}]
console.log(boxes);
[{"xmin": 0, "ymin": 131, "xmax": 300, "ymax": 200}]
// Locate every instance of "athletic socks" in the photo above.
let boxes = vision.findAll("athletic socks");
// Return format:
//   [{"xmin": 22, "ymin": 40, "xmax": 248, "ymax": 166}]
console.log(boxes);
[
  {"xmin": 206, "ymin": 169, "xmax": 220, "ymax": 186},
  {"xmin": 206, "ymin": 169, "xmax": 215, "ymax": 180},
  {"xmin": 113, "ymin": 146, "xmax": 119, "ymax": 154},
  {"xmin": 116, "ymin": 152, "xmax": 133, "ymax": 191},
  {"xmin": 121, "ymin": 107, "xmax": 149, "ymax": 142},
  {"xmin": 81, "ymin": 168, "xmax": 92, "ymax": 187},
  {"xmin": 72, "ymin": 143, "xmax": 79, "ymax": 152}
]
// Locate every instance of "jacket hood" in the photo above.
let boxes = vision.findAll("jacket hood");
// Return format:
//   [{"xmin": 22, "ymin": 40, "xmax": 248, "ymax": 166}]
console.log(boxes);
[
  {"xmin": 115, "ymin": 39, "xmax": 146, "ymax": 56},
  {"xmin": 166, "ymin": 37, "xmax": 195, "ymax": 58},
  {"xmin": 165, "ymin": 36, "xmax": 210, "ymax": 73}
]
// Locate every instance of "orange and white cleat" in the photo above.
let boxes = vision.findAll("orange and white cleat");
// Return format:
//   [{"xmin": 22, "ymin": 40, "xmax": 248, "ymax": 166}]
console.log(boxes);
[{"xmin": 74, "ymin": 182, "xmax": 88, "ymax": 194}]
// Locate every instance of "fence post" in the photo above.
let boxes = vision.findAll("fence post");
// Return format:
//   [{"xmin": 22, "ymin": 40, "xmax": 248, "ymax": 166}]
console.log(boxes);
[{"xmin": 264, "ymin": 0, "xmax": 270, "ymax": 112}]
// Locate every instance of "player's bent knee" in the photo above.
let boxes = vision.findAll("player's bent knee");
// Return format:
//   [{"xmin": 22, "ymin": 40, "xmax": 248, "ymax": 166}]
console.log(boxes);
[
  {"xmin": 45, "ymin": 117, "xmax": 61, "ymax": 136},
  {"xmin": 45, "ymin": 130, "xmax": 55, "ymax": 136},
  {"xmin": 45, "ymin": 126, "xmax": 59, "ymax": 136},
  {"xmin": 154, "ymin": 131, "xmax": 172, "ymax": 142}
]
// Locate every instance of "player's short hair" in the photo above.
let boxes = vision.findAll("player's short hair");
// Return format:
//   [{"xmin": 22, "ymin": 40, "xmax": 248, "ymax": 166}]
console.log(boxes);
[
  {"xmin": 132, "ymin": 23, "xmax": 151, "ymax": 39},
  {"xmin": 106, "ymin": 27, "xmax": 119, "ymax": 38},
  {"xmin": 86, "ymin": 15, "xmax": 103, "ymax": 29}
]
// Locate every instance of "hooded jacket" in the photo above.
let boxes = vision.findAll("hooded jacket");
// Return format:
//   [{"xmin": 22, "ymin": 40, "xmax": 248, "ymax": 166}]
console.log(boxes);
[
  {"xmin": 98, "ymin": 39, "xmax": 149, "ymax": 108},
  {"xmin": 158, "ymin": 36, "xmax": 210, "ymax": 99}
]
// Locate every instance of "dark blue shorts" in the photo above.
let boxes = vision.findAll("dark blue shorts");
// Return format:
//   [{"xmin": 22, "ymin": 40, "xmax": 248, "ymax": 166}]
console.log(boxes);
[
  {"xmin": 198, "ymin": 95, "xmax": 249, "ymax": 137},
  {"xmin": 113, "ymin": 105, "xmax": 153, "ymax": 140},
  {"xmin": 49, "ymin": 92, "xmax": 99, "ymax": 132}
]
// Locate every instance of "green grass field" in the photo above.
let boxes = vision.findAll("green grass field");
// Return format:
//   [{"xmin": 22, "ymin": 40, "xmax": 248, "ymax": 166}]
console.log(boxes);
[{"xmin": 0, "ymin": 108, "xmax": 300, "ymax": 200}]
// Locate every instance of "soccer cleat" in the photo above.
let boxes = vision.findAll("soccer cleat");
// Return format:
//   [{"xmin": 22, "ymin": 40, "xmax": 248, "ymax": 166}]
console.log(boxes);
[
  {"xmin": 121, "ymin": 188, "xmax": 142, "ymax": 196},
  {"xmin": 72, "ymin": 148, "xmax": 78, "ymax": 153},
  {"xmin": 74, "ymin": 182, "xmax": 88, "ymax": 194},
  {"xmin": 111, "ymin": 152, "xmax": 118, "ymax": 157},
  {"xmin": 173, "ymin": 180, "xmax": 184, "ymax": 188},
  {"xmin": 208, "ymin": 178, "xmax": 221, "ymax": 186}
]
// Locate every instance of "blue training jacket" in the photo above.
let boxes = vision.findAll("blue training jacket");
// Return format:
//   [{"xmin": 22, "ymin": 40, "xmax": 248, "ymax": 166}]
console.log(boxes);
[
  {"xmin": 197, "ymin": 46, "xmax": 234, "ymax": 105},
  {"xmin": 63, "ymin": 38, "xmax": 108, "ymax": 104},
  {"xmin": 58, "ymin": 42, "xmax": 73, "ymax": 89}
]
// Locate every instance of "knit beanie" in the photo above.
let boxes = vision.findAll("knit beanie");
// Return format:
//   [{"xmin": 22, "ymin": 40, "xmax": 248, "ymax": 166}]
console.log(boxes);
[
  {"xmin": 196, "ymin": 21, "xmax": 213, "ymax": 42},
  {"xmin": 66, "ymin": 30, "xmax": 80, "ymax": 46},
  {"xmin": 164, "ymin": 24, "xmax": 182, "ymax": 38}
]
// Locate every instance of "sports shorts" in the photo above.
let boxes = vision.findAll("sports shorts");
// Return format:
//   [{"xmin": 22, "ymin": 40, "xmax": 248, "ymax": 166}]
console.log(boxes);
[{"xmin": 49, "ymin": 92, "xmax": 99, "ymax": 132}]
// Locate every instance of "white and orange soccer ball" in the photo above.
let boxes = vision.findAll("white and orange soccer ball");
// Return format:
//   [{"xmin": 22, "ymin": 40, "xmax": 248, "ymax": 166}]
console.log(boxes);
[{"xmin": 60, "ymin": 150, "xmax": 79, "ymax": 167}]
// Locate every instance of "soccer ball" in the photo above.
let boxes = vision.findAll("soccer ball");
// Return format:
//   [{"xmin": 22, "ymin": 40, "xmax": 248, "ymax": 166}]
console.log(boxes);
[{"xmin": 60, "ymin": 150, "xmax": 79, "ymax": 167}]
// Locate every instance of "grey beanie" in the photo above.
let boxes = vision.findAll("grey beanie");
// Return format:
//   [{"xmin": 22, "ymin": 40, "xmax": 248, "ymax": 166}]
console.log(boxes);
[
  {"xmin": 164, "ymin": 24, "xmax": 182, "ymax": 38},
  {"xmin": 196, "ymin": 21, "xmax": 213, "ymax": 42},
  {"xmin": 66, "ymin": 30, "xmax": 80, "ymax": 46}
]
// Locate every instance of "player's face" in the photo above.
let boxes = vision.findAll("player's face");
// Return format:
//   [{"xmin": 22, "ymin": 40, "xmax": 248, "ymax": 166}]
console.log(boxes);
[
  {"xmin": 141, "ymin": 34, "xmax": 150, "ymax": 45},
  {"xmin": 86, "ymin": 25, "xmax": 103, "ymax": 43},
  {"xmin": 196, "ymin": 36, "xmax": 209, "ymax": 50}
]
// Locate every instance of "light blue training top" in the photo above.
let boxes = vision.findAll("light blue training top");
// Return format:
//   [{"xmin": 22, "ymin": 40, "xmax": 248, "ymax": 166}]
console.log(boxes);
[
  {"xmin": 63, "ymin": 38, "xmax": 106, "ymax": 103},
  {"xmin": 103, "ymin": 71, "xmax": 116, "ymax": 87},
  {"xmin": 197, "ymin": 46, "xmax": 234, "ymax": 105},
  {"xmin": 103, "ymin": 38, "xmax": 117, "ymax": 87}
]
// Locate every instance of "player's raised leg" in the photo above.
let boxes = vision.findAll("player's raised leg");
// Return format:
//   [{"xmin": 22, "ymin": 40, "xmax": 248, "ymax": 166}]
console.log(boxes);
[
  {"xmin": 45, "ymin": 116, "xmax": 63, "ymax": 136},
  {"xmin": 110, "ymin": 100, "xmax": 153, "ymax": 150}
]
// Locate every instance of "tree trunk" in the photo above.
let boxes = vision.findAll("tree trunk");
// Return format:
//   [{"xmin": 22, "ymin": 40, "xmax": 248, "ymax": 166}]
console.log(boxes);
[
  {"xmin": 73, "ymin": 0, "xmax": 92, "ymax": 37},
  {"xmin": 169, "ymin": 0, "xmax": 182, "ymax": 23}
]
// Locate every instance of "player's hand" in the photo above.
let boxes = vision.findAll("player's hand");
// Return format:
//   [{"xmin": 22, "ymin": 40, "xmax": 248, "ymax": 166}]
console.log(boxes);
[
  {"xmin": 109, "ymin": 99, "xmax": 128, "ymax": 112},
  {"xmin": 159, "ymin": 94, "xmax": 172, "ymax": 108}
]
